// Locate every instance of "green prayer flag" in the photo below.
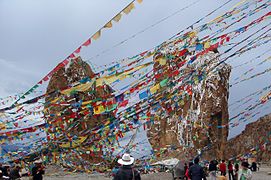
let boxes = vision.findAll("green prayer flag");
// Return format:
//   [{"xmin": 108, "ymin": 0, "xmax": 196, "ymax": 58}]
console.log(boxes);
[{"xmin": 160, "ymin": 78, "xmax": 168, "ymax": 87}]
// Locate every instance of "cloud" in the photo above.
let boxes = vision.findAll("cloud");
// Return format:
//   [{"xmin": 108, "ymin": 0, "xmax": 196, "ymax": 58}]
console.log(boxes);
[{"xmin": 0, "ymin": 58, "xmax": 38, "ymax": 98}]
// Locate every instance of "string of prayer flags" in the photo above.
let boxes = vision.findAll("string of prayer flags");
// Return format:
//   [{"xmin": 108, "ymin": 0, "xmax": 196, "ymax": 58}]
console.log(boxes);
[{"xmin": 6, "ymin": 0, "xmax": 143, "ymax": 107}]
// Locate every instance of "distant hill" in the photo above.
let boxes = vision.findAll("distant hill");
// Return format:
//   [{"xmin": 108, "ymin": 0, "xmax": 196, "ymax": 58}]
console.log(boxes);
[{"xmin": 225, "ymin": 113, "xmax": 271, "ymax": 162}]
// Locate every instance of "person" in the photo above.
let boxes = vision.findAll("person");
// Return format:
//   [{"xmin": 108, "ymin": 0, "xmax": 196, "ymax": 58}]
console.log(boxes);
[
  {"xmin": 188, "ymin": 157, "xmax": 205, "ymax": 180},
  {"xmin": 9, "ymin": 165, "xmax": 21, "ymax": 180},
  {"xmin": 208, "ymin": 160, "xmax": 217, "ymax": 180},
  {"xmin": 173, "ymin": 160, "xmax": 185, "ymax": 180},
  {"xmin": 228, "ymin": 161, "xmax": 234, "ymax": 180},
  {"xmin": 185, "ymin": 162, "xmax": 194, "ymax": 180},
  {"xmin": 2, "ymin": 164, "xmax": 10, "ymax": 178},
  {"xmin": 32, "ymin": 159, "xmax": 45, "ymax": 180},
  {"xmin": 0, "ymin": 170, "xmax": 3, "ymax": 180},
  {"xmin": 238, "ymin": 161, "xmax": 252, "ymax": 180},
  {"xmin": 0, "ymin": 164, "xmax": 3, "ymax": 173},
  {"xmin": 113, "ymin": 153, "xmax": 141, "ymax": 180},
  {"xmin": 184, "ymin": 163, "xmax": 188, "ymax": 179},
  {"xmin": 257, "ymin": 162, "xmax": 260, "ymax": 171},
  {"xmin": 219, "ymin": 160, "xmax": 226, "ymax": 176},
  {"xmin": 250, "ymin": 162, "xmax": 257, "ymax": 172},
  {"xmin": 234, "ymin": 162, "xmax": 239, "ymax": 180}
]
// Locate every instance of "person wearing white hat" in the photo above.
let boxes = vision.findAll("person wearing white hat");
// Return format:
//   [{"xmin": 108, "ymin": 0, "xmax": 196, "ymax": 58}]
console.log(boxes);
[{"xmin": 113, "ymin": 153, "xmax": 141, "ymax": 180}]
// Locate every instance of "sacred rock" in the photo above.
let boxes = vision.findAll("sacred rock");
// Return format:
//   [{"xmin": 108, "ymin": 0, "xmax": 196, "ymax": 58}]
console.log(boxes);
[
  {"xmin": 44, "ymin": 57, "xmax": 115, "ymax": 164},
  {"xmin": 148, "ymin": 49, "xmax": 231, "ymax": 160}
]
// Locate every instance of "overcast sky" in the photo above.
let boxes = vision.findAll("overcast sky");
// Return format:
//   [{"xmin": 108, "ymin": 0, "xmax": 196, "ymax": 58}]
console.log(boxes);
[{"xmin": 0, "ymin": 0, "xmax": 270, "ymax": 138}]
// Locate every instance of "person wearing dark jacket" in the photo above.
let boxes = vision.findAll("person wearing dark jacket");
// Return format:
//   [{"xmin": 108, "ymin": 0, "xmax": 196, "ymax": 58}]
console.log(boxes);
[
  {"xmin": 9, "ymin": 166, "xmax": 21, "ymax": 180},
  {"xmin": 2, "ymin": 164, "xmax": 10, "ymax": 178},
  {"xmin": 32, "ymin": 159, "xmax": 45, "ymax": 180},
  {"xmin": 113, "ymin": 153, "xmax": 141, "ymax": 180},
  {"xmin": 209, "ymin": 160, "xmax": 217, "ymax": 180},
  {"xmin": 188, "ymin": 157, "xmax": 205, "ymax": 180},
  {"xmin": 250, "ymin": 162, "xmax": 257, "ymax": 172}
]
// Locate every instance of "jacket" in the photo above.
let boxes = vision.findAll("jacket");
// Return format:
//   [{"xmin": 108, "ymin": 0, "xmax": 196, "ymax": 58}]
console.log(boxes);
[
  {"xmin": 238, "ymin": 169, "xmax": 252, "ymax": 180},
  {"xmin": 188, "ymin": 164, "xmax": 205, "ymax": 180},
  {"xmin": 9, "ymin": 168, "xmax": 21, "ymax": 180},
  {"xmin": 219, "ymin": 163, "xmax": 226, "ymax": 172},
  {"xmin": 32, "ymin": 166, "xmax": 45, "ymax": 180},
  {"xmin": 209, "ymin": 163, "xmax": 217, "ymax": 171},
  {"xmin": 113, "ymin": 165, "xmax": 141, "ymax": 180}
]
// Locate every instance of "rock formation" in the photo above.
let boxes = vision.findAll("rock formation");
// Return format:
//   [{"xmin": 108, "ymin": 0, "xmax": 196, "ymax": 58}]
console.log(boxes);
[
  {"xmin": 225, "ymin": 113, "xmax": 271, "ymax": 162},
  {"xmin": 148, "ymin": 49, "xmax": 231, "ymax": 160},
  {"xmin": 44, "ymin": 51, "xmax": 232, "ymax": 165},
  {"xmin": 44, "ymin": 57, "xmax": 115, "ymax": 163}
]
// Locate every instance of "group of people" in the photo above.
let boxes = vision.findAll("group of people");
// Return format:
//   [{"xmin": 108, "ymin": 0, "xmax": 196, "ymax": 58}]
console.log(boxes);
[
  {"xmin": 0, "ymin": 159, "xmax": 45, "ymax": 180},
  {"xmin": 208, "ymin": 159, "xmax": 254, "ymax": 180},
  {"xmin": 111, "ymin": 153, "xmax": 259, "ymax": 180},
  {"xmin": 0, "ymin": 153, "xmax": 260, "ymax": 180}
]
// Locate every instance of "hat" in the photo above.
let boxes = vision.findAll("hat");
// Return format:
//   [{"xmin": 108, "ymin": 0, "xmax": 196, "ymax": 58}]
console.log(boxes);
[
  {"xmin": 117, "ymin": 153, "xmax": 134, "ymax": 165},
  {"xmin": 34, "ymin": 159, "xmax": 43, "ymax": 164}
]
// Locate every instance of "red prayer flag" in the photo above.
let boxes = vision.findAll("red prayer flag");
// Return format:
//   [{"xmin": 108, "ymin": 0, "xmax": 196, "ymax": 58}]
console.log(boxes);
[
  {"xmin": 74, "ymin": 47, "xmax": 82, "ymax": 54},
  {"xmin": 69, "ymin": 53, "xmax": 75, "ymax": 58},
  {"xmin": 82, "ymin": 39, "xmax": 91, "ymax": 46}
]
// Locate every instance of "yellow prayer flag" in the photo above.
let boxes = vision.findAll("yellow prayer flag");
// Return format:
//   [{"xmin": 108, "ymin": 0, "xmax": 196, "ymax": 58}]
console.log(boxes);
[
  {"xmin": 150, "ymin": 84, "xmax": 160, "ymax": 94},
  {"xmin": 189, "ymin": 31, "xmax": 197, "ymax": 38},
  {"xmin": 82, "ymin": 100, "xmax": 93, "ymax": 106},
  {"xmin": 113, "ymin": 13, "xmax": 122, "ymax": 22},
  {"xmin": 61, "ymin": 81, "xmax": 93, "ymax": 95},
  {"xmin": 204, "ymin": 41, "xmax": 210, "ymax": 49},
  {"xmin": 92, "ymin": 30, "xmax": 101, "ymax": 40},
  {"xmin": 94, "ymin": 105, "xmax": 105, "ymax": 114},
  {"xmin": 104, "ymin": 21, "xmax": 113, "ymax": 28},
  {"xmin": 158, "ymin": 57, "xmax": 167, "ymax": 65},
  {"xmin": 123, "ymin": 3, "xmax": 135, "ymax": 14},
  {"xmin": 59, "ymin": 136, "xmax": 87, "ymax": 148},
  {"xmin": 96, "ymin": 78, "xmax": 105, "ymax": 86}
]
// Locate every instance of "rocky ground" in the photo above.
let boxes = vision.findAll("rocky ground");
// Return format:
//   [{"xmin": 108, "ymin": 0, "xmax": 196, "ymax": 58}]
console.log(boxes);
[{"xmin": 21, "ymin": 164, "xmax": 271, "ymax": 180}]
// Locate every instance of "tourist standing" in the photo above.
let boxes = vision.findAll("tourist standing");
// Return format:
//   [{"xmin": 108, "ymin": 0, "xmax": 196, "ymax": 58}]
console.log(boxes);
[
  {"xmin": 9, "ymin": 165, "xmax": 21, "ymax": 180},
  {"xmin": 234, "ymin": 162, "xmax": 239, "ymax": 180},
  {"xmin": 238, "ymin": 162, "xmax": 252, "ymax": 180},
  {"xmin": 219, "ymin": 160, "xmax": 226, "ymax": 176},
  {"xmin": 188, "ymin": 157, "xmax": 206, "ymax": 180},
  {"xmin": 208, "ymin": 160, "xmax": 217, "ymax": 180},
  {"xmin": 0, "ymin": 170, "xmax": 3, "ymax": 180},
  {"xmin": 250, "ymin": 162, "xmax": 257, "ymax": 172},
  {"xmin": 32, "ymin": 159, "xmax": 45, "ymax": 180},
  {"xmin": 0, "ymin": 164, "xmax": 3, "ymax": 174},
  {"xmin": 184, "ymin": 163, "xmax": 188, "ymax": 179},
  {"xmin": 185, "ymin": 162, "xmax": 194, "ymax": 180},
  {"xmin": 113, "ymin": 153, "xmax": 141, "ymax": 180},
  {"xmin": 228, "ymin": 161, "xmax": 234, "ymax": 180},
  {"xmin": 2, "ymin": 164, "xmax": 10, "ymax": 179},
  {"xmin": 173, "ymin": 160, "xmax": 185, "ymax": 179}
]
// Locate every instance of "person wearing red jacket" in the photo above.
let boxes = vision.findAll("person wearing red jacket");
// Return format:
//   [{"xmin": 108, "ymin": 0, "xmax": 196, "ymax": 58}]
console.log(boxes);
[{"xmin": 219, "ymin": 160, "xmax": 226, "ymax": 176}]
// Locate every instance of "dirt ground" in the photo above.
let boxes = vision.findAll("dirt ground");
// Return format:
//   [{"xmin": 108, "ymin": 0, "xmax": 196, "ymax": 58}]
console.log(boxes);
[{"xmin": 21, "ymin": 165, "xmax": 271, "ymax": 180}]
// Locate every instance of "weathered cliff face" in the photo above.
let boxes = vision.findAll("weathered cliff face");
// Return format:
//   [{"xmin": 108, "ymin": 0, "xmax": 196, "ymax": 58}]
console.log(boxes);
[
  {"xmin": 44, "ymin": 57, "xmax": 114, "ymax": 163},
  {"xmin": 225, "ymin": 114, "xmax": 271, "ymax": 162},
  {"xmin": 148, "ymin": 50, "xmax": 231, "ymax": 160}
]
